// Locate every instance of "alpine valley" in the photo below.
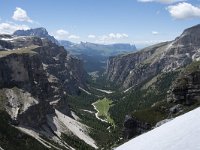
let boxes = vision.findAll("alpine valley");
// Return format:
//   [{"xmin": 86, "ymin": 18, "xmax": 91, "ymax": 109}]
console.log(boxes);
[{"xmin": 0, "ymin": 24, "xmax": 200, "ymax": 150}]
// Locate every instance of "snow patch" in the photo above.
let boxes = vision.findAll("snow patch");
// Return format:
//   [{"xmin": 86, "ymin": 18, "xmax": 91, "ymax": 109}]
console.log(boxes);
[
  {"xmin": 49, "ymin": 99, "xmax": 60, "ymax": 105},
  {"xmin": 155, "ymin": 119, "xmax": 173, "ymax": 127},
  {"xmin": 123, "ymin": 86, "xmax": 133, "ymax": 93},
  {"xmin": 116, "ymin": 107, "xmax": 200, "ymax": 150},
  {"xmin": 79, "ymin": 87, "xmax": 92, "ymax": 95},
  {"xmin": 81, "ymin": 109, "xmax": 95, "ymax": 114},
  {"xmin": 94, "ymin": 88, "xmax": 114, "ymax": 94}
]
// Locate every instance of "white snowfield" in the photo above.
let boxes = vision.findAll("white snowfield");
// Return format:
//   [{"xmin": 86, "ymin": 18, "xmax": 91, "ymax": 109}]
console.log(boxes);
[{"xmin": 116, "ymin": 107, "xmax": 200, "ymax": 150}]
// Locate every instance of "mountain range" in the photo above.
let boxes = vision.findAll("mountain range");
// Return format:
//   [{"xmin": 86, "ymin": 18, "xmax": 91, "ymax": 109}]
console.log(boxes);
[
  {"xmin": 0, "ymin": 24, "xmax": 200, "ymax": 150},
  {"xmin": 13, "ymin": 27, "xmax": 137, "ymax": 73}
]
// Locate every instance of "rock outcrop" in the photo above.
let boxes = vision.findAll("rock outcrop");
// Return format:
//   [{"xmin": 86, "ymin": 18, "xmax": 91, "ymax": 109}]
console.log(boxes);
[
  {"xmin": 167, "ymin": 61, "xmax": 200, "ymax": 107},
  {"xmin": 13, "ymin": 27, "xmax": 59, "ymax": 45},
  {"xmin": 122, "ymin": 115, "xmax": 151, "ymax": 140},
  {"xmin": 106, "ymin": 24, "xmax": 200, "ymax": 89},
  {"xmin": 0, "ymin": 35, "xmax": 86, "ymax": 127}
]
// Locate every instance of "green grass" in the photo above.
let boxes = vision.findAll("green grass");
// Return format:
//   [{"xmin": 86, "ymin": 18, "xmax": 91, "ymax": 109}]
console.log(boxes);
[
  {"xmin": 184, "ymin": 60, "xmax": 200, "ymax": 73},
  {"xmin": 93, "ymin": 98, "xmax": 115, "ymax": 127},
  {"xmin": 0, "ymin": 45, "xmax": 39, "ymax": 57}
]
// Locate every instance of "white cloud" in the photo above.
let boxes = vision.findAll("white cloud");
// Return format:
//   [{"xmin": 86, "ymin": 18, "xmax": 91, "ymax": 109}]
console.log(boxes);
[
  {"xmin": 12, "ymin": 7, "xmax": 33, "ymax": 23},
  {"xmin": 88, "ymin": 34, "xmax": 96, "ymax": 38},
  {"xmin": 138, "ymin": 0, "xmax": 186, "ymax": 4},
  {"xmin": 98, "ymin": 33, "xmax": 129, "ymax": 43},
  {"xmin": 94, "ymin": 33, "xmax": 129, "ymax": 44},
  {"xmin": 54, "ymin": 29, "xmax": 69, "ymax": 40},
  {"xmin": 68, "ymin": 35, "xmax": 80, "ymax": 39},
  {"xmin": 133, "ymin": 40, "xmax": 166, "ymax": 48},
  {"xmin": 152, "ymin": 31, "xmax": 159, "ymax": 35},
  {"xmin": 0, "ymin": 22, "xmax": 30, "ymax": 34},
  {"xmin": 167, "ymin": 2, "xmax": 200, "ymax": 19},
  {"xmin": 53, "ymin": 29, "xmax": 80, "ymax": 40}
]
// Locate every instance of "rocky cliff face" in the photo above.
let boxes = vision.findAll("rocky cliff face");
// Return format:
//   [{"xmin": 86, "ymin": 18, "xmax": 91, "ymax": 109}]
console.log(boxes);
[
  {"xmin": 0, "ymin": 35, "xmax": 86, "ymax": 128},
  {"xmin": 122, "ymin": 115, "xmax": 151, "ymax": 140},
  {"xmin": 106, "ymin": 24, "xmax": 200, "ymax": 89},
  {"xmin": 167, "ymin": 61, "xmax": 200, "ymax": 108},
  {"xmin": 13, "ymin": 27, "xmax": 59, "ymax": 45},
  {"xmin": 60, "ymin": 41, "xmax": 136, "ymax": 73}
]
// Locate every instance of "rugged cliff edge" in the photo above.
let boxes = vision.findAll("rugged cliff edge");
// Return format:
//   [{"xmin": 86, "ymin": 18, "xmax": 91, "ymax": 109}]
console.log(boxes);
[
  {"xmin": 0, "ymin": 35, "xmax": 97, "ymax": 149},
  {"xmin": 106, "ymin": 25, "xmax": 200, "ymax": 144},
  {"xmin": 106, "ymin": 24, "xmax": 200, "ymax": 89}
]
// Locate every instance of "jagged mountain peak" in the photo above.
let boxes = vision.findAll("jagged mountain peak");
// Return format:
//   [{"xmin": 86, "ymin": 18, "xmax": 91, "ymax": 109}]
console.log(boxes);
[
  {"xmin": 13, "ymin": 27, "xmax": 59, "ymax": 45},
  {"xmin": 183, "ymin": 24, "xmax": 200, "ymax": 35},
  {"xmin": 13, "ymin": 27, "xmax": 48, "ymax": 36},
  {"xmin": 173, "ymin": 24, "xmax": 200, "ymax": 46}
]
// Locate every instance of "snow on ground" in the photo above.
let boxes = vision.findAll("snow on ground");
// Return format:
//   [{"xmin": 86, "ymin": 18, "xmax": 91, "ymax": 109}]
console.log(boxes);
[
  {"xmin": 81, "ymin": 109, "xmax": 95, "ymax": 114},
  {"xmin": 116, "ymin": 107, "xmax": 200, "ymax": 150},
  {"xmin": 79, "ymin": 87, "xmax": 92, "ymax": 95},
  {"xmin": 94, "ymin": 88, "xmax": 114, "ymax": 94},
  {"xmin": 123, "ymin": 86, "xmax": 133, "ymax": 93},
  {"xmin": 55, "ymin": 109, "xmax": 98, "ymax": 149}
]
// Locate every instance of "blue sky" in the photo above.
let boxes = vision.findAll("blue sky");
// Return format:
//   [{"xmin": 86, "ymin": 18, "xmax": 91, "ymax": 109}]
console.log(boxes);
[{"xmin": 0, "ymin": 0, "xmax": 200, "ymax": 48}]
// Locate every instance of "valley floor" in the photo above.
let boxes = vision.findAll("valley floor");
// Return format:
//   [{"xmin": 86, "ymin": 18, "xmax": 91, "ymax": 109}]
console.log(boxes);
[{"xmin": 92, "ymin": 98, "xmax": 115, "ymax": 127}]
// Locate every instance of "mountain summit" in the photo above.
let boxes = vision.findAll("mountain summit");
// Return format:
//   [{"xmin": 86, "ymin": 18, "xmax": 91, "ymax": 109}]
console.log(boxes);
[{"xmin": 13, "ymin": 27, "xmax": 59, "ymax": 45}]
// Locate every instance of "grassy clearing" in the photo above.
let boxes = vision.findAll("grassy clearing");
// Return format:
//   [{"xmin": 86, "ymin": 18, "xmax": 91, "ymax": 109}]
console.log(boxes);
[
  {"xmin": 93, "ymin": 98, "xmax": 115, "ymax": 127},
  {"xmin": 0, "ymin": 45, "xmax": 39, "ymax": 57}
]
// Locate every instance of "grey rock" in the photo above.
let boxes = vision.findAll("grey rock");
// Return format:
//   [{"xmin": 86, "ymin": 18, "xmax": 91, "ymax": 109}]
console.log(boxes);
[
  {"xmin": 169, "ymin": 104, "xmax": 183, "ymax": 114},
  {"xmin": 106, "ymin": 24, "xmax": 200, "ymax": 89},
  {"xmin": 0, "ymin": 35, "xmax": 86, "ymax": 128},
  {"xmin": 122, "ymin": 115, "xmax": 151, "ymax": 140},
  {"xmin": 13, "ymin": 27, "xmax": 59, "ymax": 45}
]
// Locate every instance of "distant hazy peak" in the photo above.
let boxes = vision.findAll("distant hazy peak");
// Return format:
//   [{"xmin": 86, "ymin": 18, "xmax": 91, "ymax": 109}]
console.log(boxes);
[{"xmin": 13, "ymin": 27, "xmax": 59, "ymax": 45}]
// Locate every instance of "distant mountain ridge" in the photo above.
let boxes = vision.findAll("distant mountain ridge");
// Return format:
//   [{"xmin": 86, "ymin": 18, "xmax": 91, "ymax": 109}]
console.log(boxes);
[
  {"xmin": 60, "ymin": 41, "xmax": 137, "ymax": 72},
  {"xmin": 13, "ymin": 28, "xmax": 137, "ymax": 73},
  {"xmin": 61, "ymin": 41, "xmax": 136, "ymax": 56},
  {"xmin": 13, "ymin": 27, "xmax": 59, "ymax": 45},
  {"xmin": 106, "ymin": 24, "xmax": 200, "ymax": 89}
]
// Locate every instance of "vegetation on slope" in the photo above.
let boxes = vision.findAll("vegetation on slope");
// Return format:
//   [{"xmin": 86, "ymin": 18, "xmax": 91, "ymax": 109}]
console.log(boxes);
[
  {"xmin": 0, "ymin": 111, "xmax": 50, "ymax": 150},
  {"xmin": 109, "ymin": 71, "xmax": 179, "ymax": 126},
  {"xmin": 93, "ymin": 98, "xmax": 115, "ymax": 126}
]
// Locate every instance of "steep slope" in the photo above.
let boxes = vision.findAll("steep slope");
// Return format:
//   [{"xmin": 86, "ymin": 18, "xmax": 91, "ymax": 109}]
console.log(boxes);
[
  {"xmin": 116, "ymin": 107, "xmax": 200, "ymax": 150},
  {"xmin": 0, "ymin": 35, "xmax": 97, "ymax": 149},
  {"xmin": 105, "ymin": 25, "xmax": 200, "ymax": 145},
  {"xmin": 60, "ymin": 41, "xmax": 136, "ymax": 73},
  {"xmin": 106, "ymin": 24, "xmax": 200, "ymax": 89}
]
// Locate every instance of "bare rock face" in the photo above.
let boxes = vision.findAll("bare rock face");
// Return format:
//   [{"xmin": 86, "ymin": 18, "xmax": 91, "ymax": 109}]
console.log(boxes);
[
  {"xmin": 168, "ymin": 64, "xmax": 200, "ymax": 107},
  {"xmin": 0, "ymin": 35, "xmax": 86, "ymax": 128},
  {"xmin": 13, "ymin": 27, "xmax": 59, "ymax": 45},
  {"xmin": 106, "ymin": 24, "xmax": 200, "ymax": 89},
  {"xmin": 122, "ymin": 115, "xmax": 151, "ymax": 140}
]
